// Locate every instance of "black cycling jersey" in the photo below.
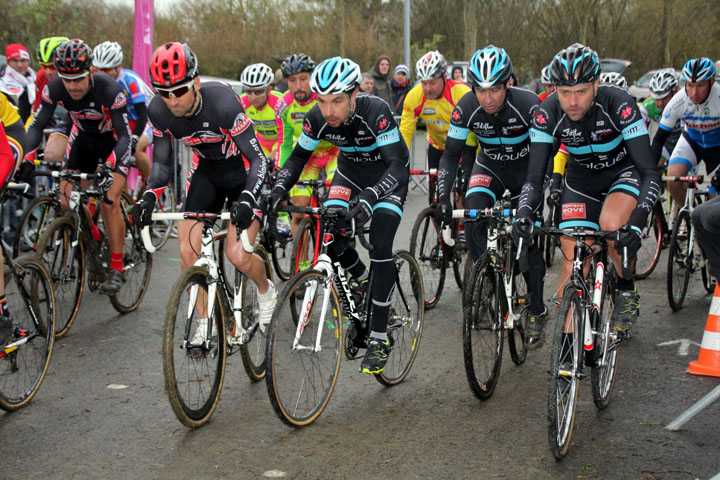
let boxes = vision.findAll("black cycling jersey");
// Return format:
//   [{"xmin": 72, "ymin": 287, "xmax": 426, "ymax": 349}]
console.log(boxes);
[
  {"xmin": 25, "ymin": 74, "xmax": 131, "ymax": 170},
  {"xmin": 274, "ymin": 93, "xmax": 410, "ymax": 205},
  {"xmin": 438, "ymin": 86, "xmax": 540, "ymax": 200},
  {"xmin": 518, "ymin": 85, "xmax": 661, "ymax": 229},
  {"xmin": 146, "ymin": 81, "xmax": 268, "ymax": 204}
]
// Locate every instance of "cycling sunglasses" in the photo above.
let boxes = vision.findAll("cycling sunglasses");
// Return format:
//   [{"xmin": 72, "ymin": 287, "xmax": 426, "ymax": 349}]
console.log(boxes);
[
  {"xmin": 59, "ymin": 71, "xmax": 90, "ymax": 83},
  {"xmin": 40, "ymin": 62, "xmax": 56, "ymax": 70},
  {"xmin": 245, "ymin": 88, "xmax": 268, "ymax": 96},
  {"xmin": 156, "ymin": 82, "xmax": 193, "ymax": 99}
]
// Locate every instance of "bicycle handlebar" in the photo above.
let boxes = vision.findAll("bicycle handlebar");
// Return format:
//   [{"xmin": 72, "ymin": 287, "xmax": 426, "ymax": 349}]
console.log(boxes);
[
  {"xmin": 661, "ymin": 174, "xmax": 704, "ymax": 184},
  {"xmin": 409, "ymin": 168, "xmax": 437, "ymax": 176},
  {"xmin": 275, "ymin": 204, "xmax": 373, "ymax": 252},
  {"xmin": 30, "ymin": 170, "xmax": 114, "ymax": 204},
  {"xmin": 140, "ymin": 212, "xmax": 253, "ymax": 254}
]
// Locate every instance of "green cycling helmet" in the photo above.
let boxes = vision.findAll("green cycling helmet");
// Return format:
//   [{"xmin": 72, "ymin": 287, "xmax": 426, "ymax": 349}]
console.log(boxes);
[{"xmin": 37, "ymin": 36, "xmax": 70, "ymax": 64}]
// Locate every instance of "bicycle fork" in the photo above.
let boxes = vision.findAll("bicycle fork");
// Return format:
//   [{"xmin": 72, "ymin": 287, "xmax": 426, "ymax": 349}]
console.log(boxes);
[{"xmin": 294, "ymin": 255, "xmax": 333, "ymax": 352}]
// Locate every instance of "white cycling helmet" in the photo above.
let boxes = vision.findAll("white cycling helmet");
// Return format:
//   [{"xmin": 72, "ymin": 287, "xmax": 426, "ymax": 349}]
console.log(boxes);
[
  {"xmin": 541, "ymin": 65, "xmax": 551, "ymax": 85},
  {"xmin": 415, "ymin": 51, "xmax": 447, "ymax": 82},
  {"xmin": 93, "ymin": 41, "xmax": 123, "ymax": 69},
  {"xmin": 240, "ymin": 63, "xmax": 274, "ymax": 89},
  {"xmin": 310, "ymin": 57, "xmax": 361, "ymax": 95},
  {"xmin": 649, "ymin": 68, "xmax": 679, "ymax": 99},
  {"xmin": 599, "ymin": 72, "xmax": 628, "ymax": 90}
]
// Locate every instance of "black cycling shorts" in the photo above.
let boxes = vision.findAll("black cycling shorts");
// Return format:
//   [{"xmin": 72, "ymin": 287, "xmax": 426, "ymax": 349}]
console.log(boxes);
[
  {"xmin": 64, "ymin": 131, "xmax": 126, "ymax": 177},
  {"xmin": 183, "ymin": 156, "xmax": 249, "ymax": 213}
]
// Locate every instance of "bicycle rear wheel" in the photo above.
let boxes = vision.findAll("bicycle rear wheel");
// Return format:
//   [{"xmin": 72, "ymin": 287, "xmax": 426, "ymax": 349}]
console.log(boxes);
[
  {"xmin": 506, "ymin": 270, "xmax": 528, "ymax": 366},
  {"xmin": 0, "ymin": 258, "xmax": 55, "ymax": 411},
  {"xmin": 265, "ymin": 270, "xmax": 342, "ymax": 427},
  {"xmin": 163, "ymin": 265, "xmax": 226, "ymax": 428},
  {"xmin": 376, "ymin": 250, "xmax": 425, "ymax": 386},
  {"xmin": 409, "ymin": 207, "xmax": 446, "ymax": 309},
  {"xmin": 635, "ymin": 206, "xmax": 662, "ymax": 280},
  {"xmin": 463, "ymin": 258, "xmax": 503, "ymax": 400},
  {"xmin": 13, "ymin": 196, "xmax": 59, "ymax": 258},
  {"xmin": 237, "ymin": 245, "xmax": 272, "ymax": 382},
  {"xmin": 109, "ymin": 192, "xmax": 152, "ymax": 313},
  {"xmin": 667, "ymin": 210, "xmax": 692, "ymax": 311},
  {"xmin": 548, "ymin": 287, "xmax": 582, "ymax": 460},
  {"xmin": 34, "ymin": 216, "xmax": 85, "ymax": 338},
  {"xmin": 591, "ymin": 275, "xmax": 619, "ymax": 410}
]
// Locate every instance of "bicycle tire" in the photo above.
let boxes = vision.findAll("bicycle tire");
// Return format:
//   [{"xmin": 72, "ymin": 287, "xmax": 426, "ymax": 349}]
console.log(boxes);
[
  {"xmin": 109, "ymin": 192, "xmax": 152, "ymax": 313},
  {"xmin": 376, "ymin": 250, "xmax": 425, "ymax": 386},
  {"xmin": 13, "ymin": 196, "xmax": 59, "ymax": 258},
  {"xmin": 149, "ymin": 180, "xmax": 177, "ymax": 251},
  {"xmin": 290, "ymin": 215, "xmax": 317, "ymax": 275},
  {"xmin": 34, "ymin": 215, "xmax": 85, "ymax": 338},
  {"xmin": 409, "ymin": 207, "xmax": 446, "ymax": 310},
  {"xmin": 269, "ymin": 222, "xmax": 293, "ymax": 282},
  {"xmin": 265, "ymin": 269, "xmax": 342, "ymax": 427},
  {"xmin": 452, "ymin": 240, "xmax": 467, "ymax": 291},
  {"xmin": 0, "ymin": 258, "xmax": 55, "ymax": 411},
  {"xmin": 506, "ymin": 270, "xmax": 528, "ymax": 366},
  {"xmin": 462, "ymin": 258, "xmax": 503, "ymax": 400},
  {"xmin": 667, "ymin": 210, "xmax": 692, "ymax": 311},
  {"xmin": 237, "ymin": 245, "xmax": 272, "ymax": 382},
  {"xmin": 635, "ymin": 205, "xmax": 663, "ymax": 280},
  {"xmin": 163, "ymin": 265, "xmax": 227, "ymax": 428},
  {"xmin": 547, "ymin": 287, "xmax": 582, "ymax": 460},
  {"xmin": 591, "ymin": 271, "xmax": 619, "ymax": 410}
]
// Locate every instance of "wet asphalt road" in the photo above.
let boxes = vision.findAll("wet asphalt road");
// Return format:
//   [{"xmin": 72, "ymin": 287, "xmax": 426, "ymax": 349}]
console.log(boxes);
[{"xmin": 2, "ymin": 142, "xmax": 720, "ymax": 479}]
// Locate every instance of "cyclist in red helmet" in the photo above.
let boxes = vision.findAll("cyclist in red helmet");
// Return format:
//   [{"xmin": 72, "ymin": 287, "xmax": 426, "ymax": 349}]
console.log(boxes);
[
  {"xmin": 21, "ymin": 38, "xmax": 133, "ymax": 294},
  {"xmin": 134, "ymin": 42, "xmax": 276, "ymax": 343}
]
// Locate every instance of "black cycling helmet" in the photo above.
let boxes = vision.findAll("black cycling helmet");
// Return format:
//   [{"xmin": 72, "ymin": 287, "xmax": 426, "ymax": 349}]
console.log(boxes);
[
  {"xmin": 281, "ymin": 54, "xmax": 315, "ymax": 78},
  {"xmin": 53, "ymin": 38, "xmax": 93, "ymax": 75},
  {"xmin": 549, "ymin": 43, "xmax": 600, "ymax": 86}
]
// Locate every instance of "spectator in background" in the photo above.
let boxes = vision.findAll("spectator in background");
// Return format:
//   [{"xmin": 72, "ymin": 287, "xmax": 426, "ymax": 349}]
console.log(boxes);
[
  {"xmin": 360, "ymin": 72, "xmax": 374, "ymax": 94},
  {"xmin": 370, "ymin": 54, "xmax": 392, "ymax": 105},
  {"xmin": 274, "ymin": 68, "xmax": 288, "ymax": 93},
  {"xmin": 391, "ymin": 64, "xmax": 412, "ymax": 116},
  {"xmin": 0, "ymin": 43, "xmax": 36, "ymax": 123},
  {"xmin": 451, "ymin": 65, "xmax": 464, "ymax": 83}
]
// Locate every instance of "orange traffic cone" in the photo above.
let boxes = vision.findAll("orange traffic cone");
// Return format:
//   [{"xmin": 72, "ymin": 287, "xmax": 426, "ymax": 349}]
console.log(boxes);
[{"xmin": 688, "ymin": 282, "xmax": 720, "ymax": 377}]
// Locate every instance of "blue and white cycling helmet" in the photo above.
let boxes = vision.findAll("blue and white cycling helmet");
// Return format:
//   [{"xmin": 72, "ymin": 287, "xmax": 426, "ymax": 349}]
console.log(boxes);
[
  {"xmin": 310, "ymin": 57, "xmax": 361, "ymax": 95},
  {"xmin": 549, "ymin": 43, "xmax": 600, "ymax": 86},
  {"xmin": 599, "ymin": 72, "xmax": 628, "ymax": 89},
  {"xmin": 681, "ymin": 57, "xmax": 715, "ymax": 83},
  {"xmin": 467, "ymin": 45, "xmax": 513, "ymax": 89},
  {"xmin": 649, "ymin": 68, "xmax": 679, "ymax": 98}
]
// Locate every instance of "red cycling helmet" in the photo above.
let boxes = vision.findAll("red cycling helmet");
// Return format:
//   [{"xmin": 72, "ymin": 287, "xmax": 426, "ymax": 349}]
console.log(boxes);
[{"xmin": 149, "ymin": 42, "xmax": 198, "ymax": 88}]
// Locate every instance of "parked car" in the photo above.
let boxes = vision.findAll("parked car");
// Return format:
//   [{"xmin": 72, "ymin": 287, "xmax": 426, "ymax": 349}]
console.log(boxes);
[
  {"xmin": 198, "ymin": 75, "xmax": 244, "ymax": 96},
  {"xmin": 600, "ymin": 58, "xmax": 631, "ymax": 75},
  {"xmin": 446, "ymin": 61, "xmax": 469, "ymax": 83},
  {"xmin": 628, "ymin": 69, "xmax": 683, "ymax": 103}
]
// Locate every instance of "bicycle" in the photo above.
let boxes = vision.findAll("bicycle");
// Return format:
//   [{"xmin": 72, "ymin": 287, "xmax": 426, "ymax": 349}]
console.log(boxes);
[
  {"xmin": 33, "ymin": 170, "xmax": 152, "ymax": 337},
  {"xmin": 458, "ymin": 199, "xmax": 529, "ymax": 401},
  {"xmin": 409, "ymin": 168, "xmax": 468, "ymax": 309},
  {"xmin": 265, "ymin": 204, "xmax": 424, "ymax": 427},
  {"xmin": 141, "ymin": 212, "xmax": 271, "ymax": 428},
  {"xmin": 540, "ymin": 226, "xmax": 628, "ymax": 460},
  {"xmin": 634, "ymin": 174, "xmax": 674, "ymax": 280},
  {"xmin": 664, "ymin": 174, "xmax": 714, "ymax": 310},
  {"xmin": 0, "ymin": 183, "xmax": 56, "ymax": 411}
]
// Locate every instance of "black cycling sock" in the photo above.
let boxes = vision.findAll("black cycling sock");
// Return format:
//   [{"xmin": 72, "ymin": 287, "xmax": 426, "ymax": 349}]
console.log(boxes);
[{"xmin": 616, "ymin": 277, "xmax": 634, "ymax": 291}]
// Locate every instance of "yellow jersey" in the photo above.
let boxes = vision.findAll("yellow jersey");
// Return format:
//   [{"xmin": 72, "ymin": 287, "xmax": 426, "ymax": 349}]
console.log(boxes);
[{"xmin": 400, "ymin": 79, "xmax": 477, "ymax": 151}]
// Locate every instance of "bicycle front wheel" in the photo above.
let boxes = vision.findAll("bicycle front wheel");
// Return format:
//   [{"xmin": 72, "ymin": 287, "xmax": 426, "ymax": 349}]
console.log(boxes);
[
  {"xmin": 0, "ymin": 258, "xmax": 55, "ymax": 410},
  {"xmin": 290, "ymin": 216, "xmax": 317, "ymax": 275},
  {"xmin": 269, "ymin": 222, "xmax": 293, "ymax": 281},
  {"xmin": 547, "ymin": 287, "xmax": 583, "ymax": 460},
  {"xmin": 507, "ymin": 270, "xmax": 528, "ymax": 366},
  {"xmin": 34, "ymin": 216, "xmax": 85, "ymax": 338},
  {"xmin": 109, "ymin": 193, "xmax": 152, "ymax": 313},
  {"xmin": 409, "ymin": 207, "xmax": 446, "ymax": 309},
  {"xmin": 163, "ymin": 266, "xmax": 227, "ymax": 428},
  {"xmin": 148, "ymin": 180, "xmax": 177, "ymax": 251},
  {"xmin": 591, "ymin": 277, "xmax": 619, "ymax": 410},
  {"xmin": 463, "ymin": 259, "xmax": 503, "ymax": 400},
  {"xmin": 237, "ymin": 245, "xmax": 272, "ymax": 382},
  {"xmin": 376, "ymin": 250, "xmax": 425, "ymax": 386},
  {"xmin": 265, "ymin": 270, "xmax": 342, "ymax": 427},
  {"xmin": 635, "ymin": 206, "xmax": 662, "ymax": 280},
  {"xmin": 667, "ymin": 210, "xmax": 692, "ymax": 311}
]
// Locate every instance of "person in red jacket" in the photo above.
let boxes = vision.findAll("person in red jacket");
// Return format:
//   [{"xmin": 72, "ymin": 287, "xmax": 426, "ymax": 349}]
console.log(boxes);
[{"xmin": 0, "ymin": 120, "xmax": 19, "ymax": 345}]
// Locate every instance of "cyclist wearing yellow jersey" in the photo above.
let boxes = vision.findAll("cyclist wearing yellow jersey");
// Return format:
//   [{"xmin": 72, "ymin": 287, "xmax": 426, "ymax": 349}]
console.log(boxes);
[
  {"xmin": 400, "ymin": 50, "xmax": 476, "ymax": 204},
  {"xmin": 275, "ymin": 54, "xmax": 339, "ymax": 238},
  {"xmin": 238, "ymin": 63, "xmax": 283, "ymax": 160},
  {"xmin": 0, "ymin": 88, "xmax": 24, "ymax": 163}
]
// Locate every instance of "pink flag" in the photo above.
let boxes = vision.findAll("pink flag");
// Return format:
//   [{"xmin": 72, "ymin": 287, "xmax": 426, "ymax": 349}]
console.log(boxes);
[{"xmin": 132, "ymin": 0, "xmax": 154, "ymax": 86}]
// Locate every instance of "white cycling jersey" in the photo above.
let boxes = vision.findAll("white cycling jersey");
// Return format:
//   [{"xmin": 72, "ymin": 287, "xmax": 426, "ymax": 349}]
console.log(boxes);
[{"xmin": 659, "ymin": 82, "xmax": 720, "ymax": 148}]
